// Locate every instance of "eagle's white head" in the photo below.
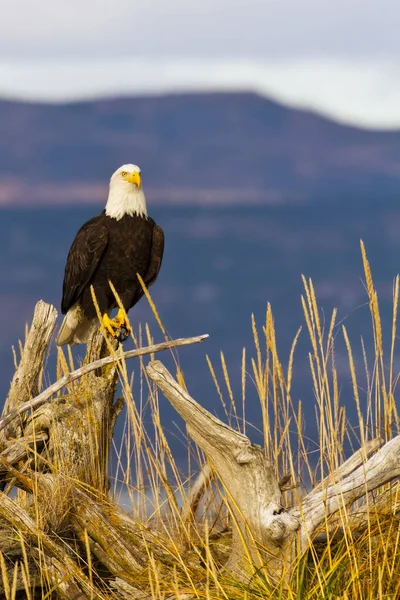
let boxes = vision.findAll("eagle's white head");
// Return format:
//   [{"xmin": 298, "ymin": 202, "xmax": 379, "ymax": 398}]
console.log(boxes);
[{"xmin": 105, "ymin": 164, "xmax": 147, "ymax": 220}]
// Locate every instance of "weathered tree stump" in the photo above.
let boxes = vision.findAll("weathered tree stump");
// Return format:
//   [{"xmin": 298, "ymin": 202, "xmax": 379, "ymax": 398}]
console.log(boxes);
[{"xmin": 0, "ymin": 302, "xmax": 208, "ymax": 597}]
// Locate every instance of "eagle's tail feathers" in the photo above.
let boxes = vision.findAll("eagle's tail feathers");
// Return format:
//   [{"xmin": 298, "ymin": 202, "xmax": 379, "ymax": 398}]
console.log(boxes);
[
  {"xmin": 56, "ymin": 304, "xmax": 96, "ymax": 346},
  {"xmin": 56, "ymin": 315, "xmax": 75, "ymax": 346}
]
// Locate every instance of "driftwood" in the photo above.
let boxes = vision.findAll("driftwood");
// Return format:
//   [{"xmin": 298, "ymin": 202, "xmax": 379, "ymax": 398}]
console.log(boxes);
[
  {"xmin": 145, "ymin": 361, "xmax": 400, "ymax": 577},
  {"xmin": 146, "ymin": 360, "xmax": 299, "ymax": 578},
  {"xmin": 1, "ymin": 300, "xmax": 400, "ymax": 597}
]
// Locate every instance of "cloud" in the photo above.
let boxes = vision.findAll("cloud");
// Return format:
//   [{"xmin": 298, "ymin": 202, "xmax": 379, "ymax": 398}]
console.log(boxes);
[
  {"xmin": 1, "ymin": 0, "xmax": 400, "ymax": 59},
  {"xmin": 1, "ymin": 0, "xmax": 400, "ymax": 127}
]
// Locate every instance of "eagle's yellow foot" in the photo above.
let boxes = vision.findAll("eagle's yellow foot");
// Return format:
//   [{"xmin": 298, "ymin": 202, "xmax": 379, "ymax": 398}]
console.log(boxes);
[
  {"xmin": 102, "ymin": 313, "xmax": 121, "ymax": 338},
  {"xmin": 102, "ymin": 310, "xmax": 131, "ymax": 341},
  {"xmin": 115, "ymin": 308, "xmax": 131, "ymax": 341}
]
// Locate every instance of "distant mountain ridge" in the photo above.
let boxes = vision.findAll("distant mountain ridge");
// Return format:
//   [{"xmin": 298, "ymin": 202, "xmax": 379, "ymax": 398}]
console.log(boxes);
[{"xmin": 1, "ymin": 91, "xmax": 400, "ymax": 206}]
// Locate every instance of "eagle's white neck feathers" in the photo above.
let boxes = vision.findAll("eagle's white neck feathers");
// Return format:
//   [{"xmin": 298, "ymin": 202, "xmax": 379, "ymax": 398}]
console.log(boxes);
[
  {"xmin": 105, "ymin": 164, "xmax": 147, "ymax": 220},
  {"xmin": 105, "ymin": 188, "xmax": 147, "ymax": 220}
]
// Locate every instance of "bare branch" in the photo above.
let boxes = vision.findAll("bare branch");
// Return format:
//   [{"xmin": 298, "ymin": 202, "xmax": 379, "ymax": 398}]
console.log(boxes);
[
  {"xmin": 313, "ymin": 437, "xmax": 384, "ymax": 494},
  {"xmin": 0, "ymin": 490, "xmax": 100, "ymax": 598},
  {"xmin": 0, "ymin": 333, "xmax": 208, "ymax": 434},
  {"xmin": 0, "ymin": 432, "xmax": 48, "ymax": 472},
  {"xmin": 294, "ymin": 434, "xmax": 400, "ymax": 548},
  {"xmin": 181, "ymin": 463, "xmax": 213, "ymax": 523}
]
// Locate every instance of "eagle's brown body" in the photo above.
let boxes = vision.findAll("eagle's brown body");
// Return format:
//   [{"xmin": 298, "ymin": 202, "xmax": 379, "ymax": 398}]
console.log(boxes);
[{"xmin": 56, "ymin": 211, "xmax": 164, "ymax": 346}]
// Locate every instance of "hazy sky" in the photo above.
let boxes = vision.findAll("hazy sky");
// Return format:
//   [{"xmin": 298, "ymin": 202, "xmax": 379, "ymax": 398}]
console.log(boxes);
[{"xmin": 1, "ymin": 0, "xmax": 400, "ymax": 128}]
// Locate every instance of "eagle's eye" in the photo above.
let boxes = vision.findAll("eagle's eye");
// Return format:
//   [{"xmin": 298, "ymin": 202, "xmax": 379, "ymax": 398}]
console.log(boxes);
[{"xmin": 121, "ymin": 171, "xmax": 128, "ymax": 177}]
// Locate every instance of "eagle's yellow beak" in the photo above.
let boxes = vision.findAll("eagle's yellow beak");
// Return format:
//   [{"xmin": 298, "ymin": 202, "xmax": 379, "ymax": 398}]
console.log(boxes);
[{"xmin": 124, "ymin": 171, "xmax": 141, "ymax": 187}]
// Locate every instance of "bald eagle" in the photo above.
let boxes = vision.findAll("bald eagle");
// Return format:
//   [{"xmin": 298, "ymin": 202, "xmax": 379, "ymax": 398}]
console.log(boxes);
[{"xmin": 56, "ymin": 164, "xmax": 164, "ymax": 346}]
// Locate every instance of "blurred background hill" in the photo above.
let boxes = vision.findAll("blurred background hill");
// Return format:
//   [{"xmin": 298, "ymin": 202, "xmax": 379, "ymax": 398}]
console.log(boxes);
[{"xmin": 1, "ymin": 92, "xmax": 400, "ymax": 202}]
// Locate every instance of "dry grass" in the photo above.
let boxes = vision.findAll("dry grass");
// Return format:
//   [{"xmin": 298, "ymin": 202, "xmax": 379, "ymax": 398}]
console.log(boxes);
[{"xmin": 2, "ymin": 240, "xmax": 400, "ymax": 599}]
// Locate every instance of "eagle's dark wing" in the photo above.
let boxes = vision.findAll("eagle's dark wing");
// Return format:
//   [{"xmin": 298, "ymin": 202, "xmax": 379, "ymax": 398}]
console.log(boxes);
[
  {"xmin": 61, "ymin": 217, "xmax": 109, "ymax": 314},
  {"xmin": 144, "ymin": 224, "xmax": 164, "ymax": 287},
  {"xmin": 131, "ymin": 224, "xmax": 164, "ymax": 308}
]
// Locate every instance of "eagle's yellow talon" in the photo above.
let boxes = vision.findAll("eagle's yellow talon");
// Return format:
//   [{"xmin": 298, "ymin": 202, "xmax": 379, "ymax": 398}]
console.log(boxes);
[
  {"xmin": 101, "ymin": 310, "xmax": 131, "ymax": 340},
  {"xmin": 102, "ymin": 313, "xmax": 120, "ymax": 338},
  {"xmin": 115, "ymin": 308, "xmax": 131, "ymax": 336}
]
